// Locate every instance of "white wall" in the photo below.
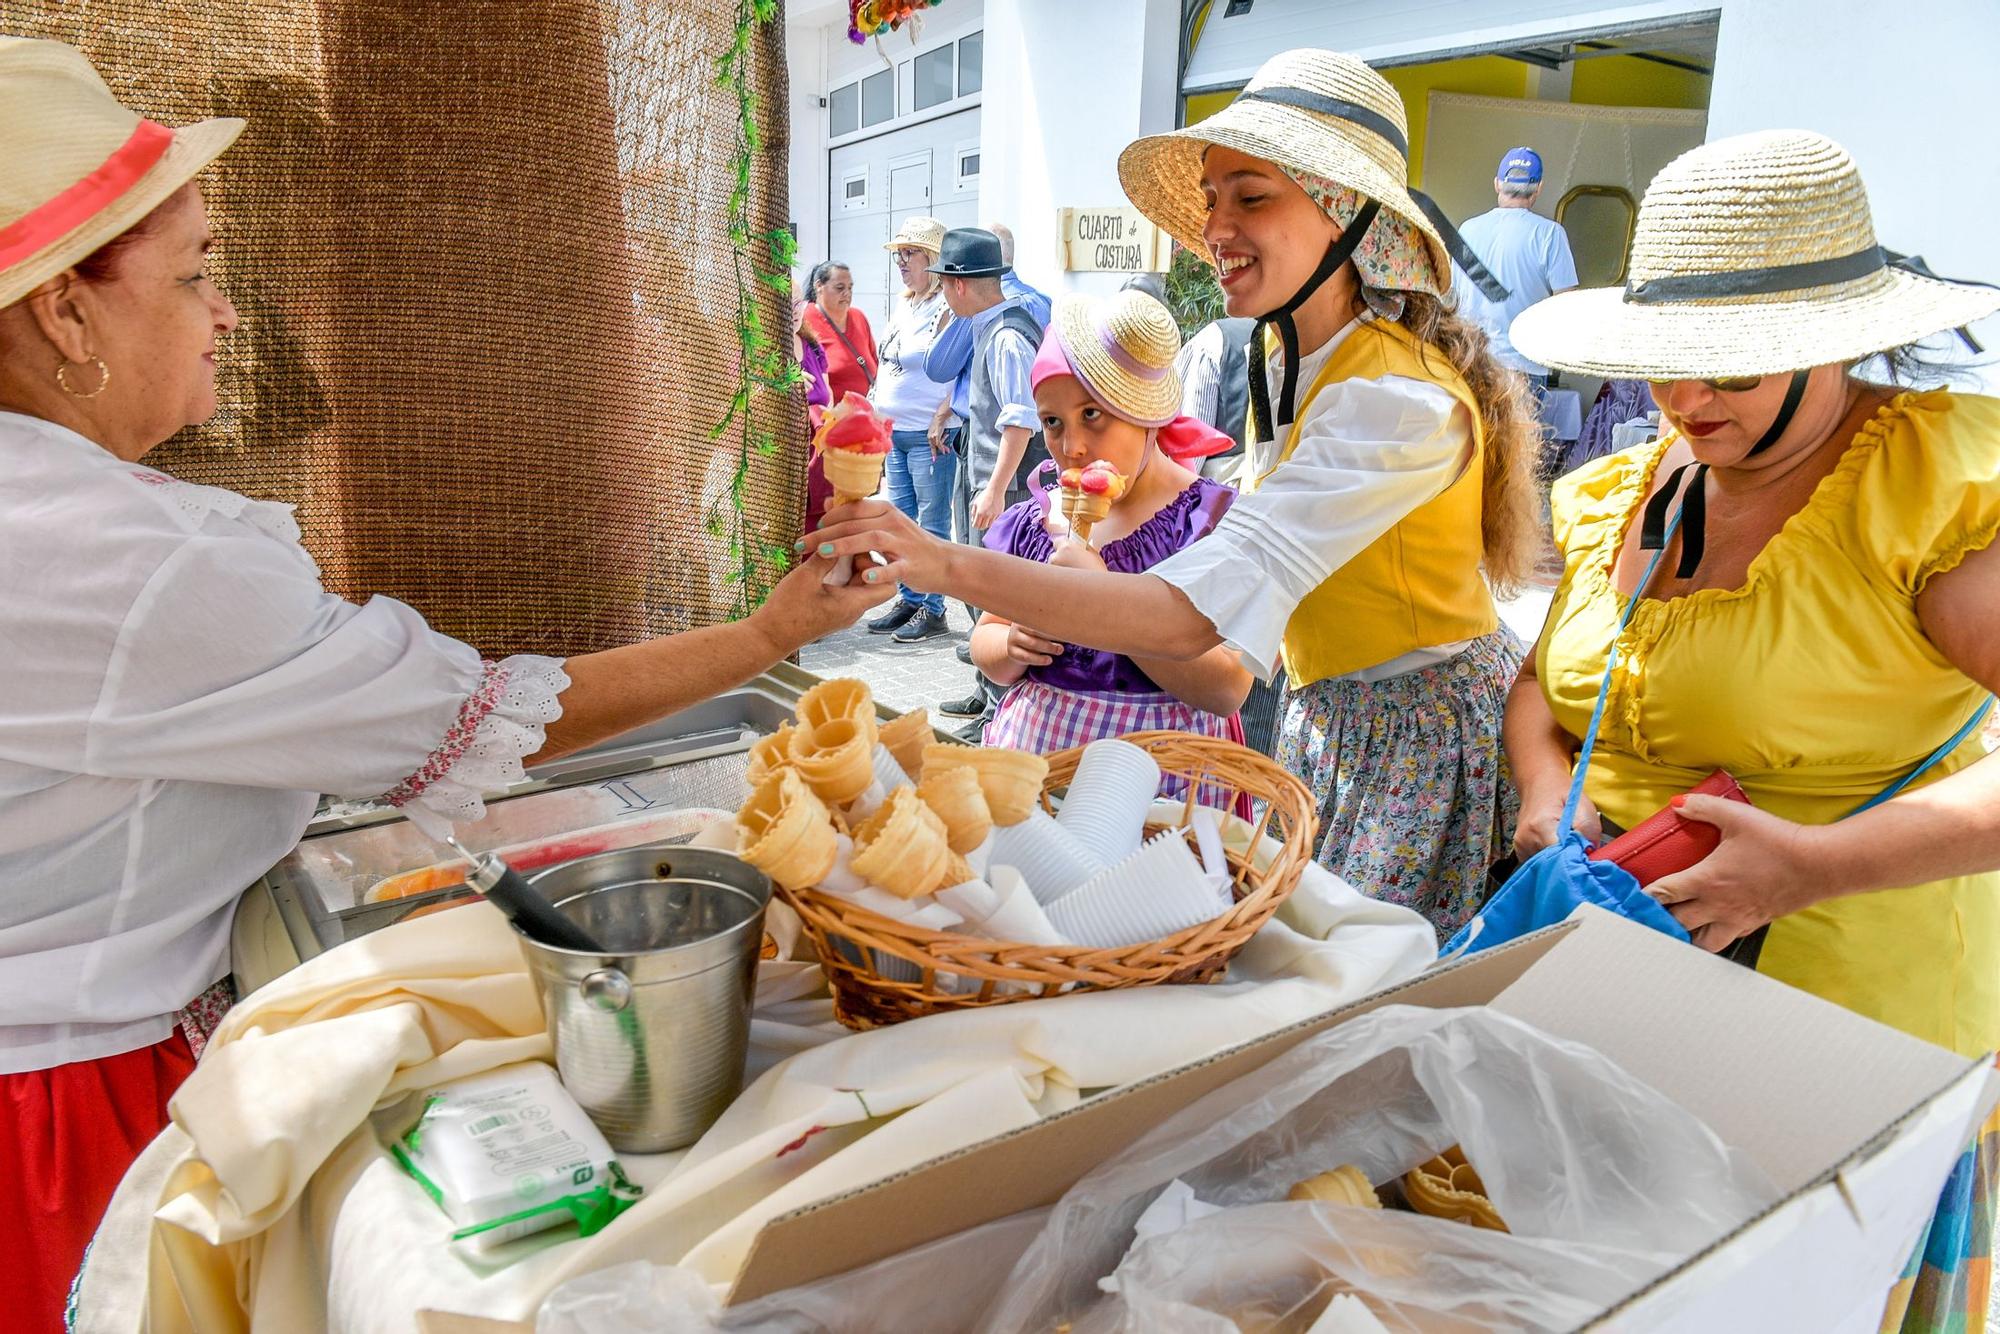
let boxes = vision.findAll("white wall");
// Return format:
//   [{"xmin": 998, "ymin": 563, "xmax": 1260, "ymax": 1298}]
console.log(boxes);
[
  {"xmin": 980, "ymin": 0, "xmax": 1183, "ymax": 300},
  {"xmin": 785, "ymin": 20, "xmax": 831, "ymax": 283},
  {"xmin": 1708, "ymin": 0, "xmax": 2000, "ymax": 365}
]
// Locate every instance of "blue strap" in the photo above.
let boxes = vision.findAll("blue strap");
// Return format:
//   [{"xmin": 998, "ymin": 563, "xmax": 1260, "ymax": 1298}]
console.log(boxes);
[
  {"xmin": 1560, "ymin": 504, "xmax": 1682, "ymax": 834},
  {"xmin": 1846, "ymin": 697, "xmax": 1995, "ymax": 817}
]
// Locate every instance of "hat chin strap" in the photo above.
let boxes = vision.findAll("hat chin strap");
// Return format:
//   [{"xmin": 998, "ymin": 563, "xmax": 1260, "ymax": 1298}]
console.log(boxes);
[
  {"xmin": 1639, "ymin": 369, "xmax": 1810, "ymax": 579},
  {"xmin": 1245, "ymin": 198, "xmax": 1380, "ymax": 438}
]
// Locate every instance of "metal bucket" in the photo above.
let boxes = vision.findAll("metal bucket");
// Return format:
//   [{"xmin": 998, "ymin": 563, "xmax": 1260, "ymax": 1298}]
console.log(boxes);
[{"xmin": 520, "ymin": 846, "xmax": 771, "ymax": 1153}]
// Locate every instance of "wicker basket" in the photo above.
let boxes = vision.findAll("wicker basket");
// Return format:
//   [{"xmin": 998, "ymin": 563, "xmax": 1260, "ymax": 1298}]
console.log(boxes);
[{"xmin": 778, "ymin": 731, "xmax": 1318, "ymax": 1029}]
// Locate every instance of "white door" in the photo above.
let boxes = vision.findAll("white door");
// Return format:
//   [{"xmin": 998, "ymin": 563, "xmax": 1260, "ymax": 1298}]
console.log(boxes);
[{"xmin": 827, "ymin": 110, "xmax": 981, "ymax": 332}]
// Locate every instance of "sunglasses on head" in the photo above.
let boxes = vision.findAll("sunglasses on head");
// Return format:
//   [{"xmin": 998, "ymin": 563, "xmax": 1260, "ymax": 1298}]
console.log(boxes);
[{"xmin": 1648, "ymin": 374, "xmax": 1767, "ymax": 393}]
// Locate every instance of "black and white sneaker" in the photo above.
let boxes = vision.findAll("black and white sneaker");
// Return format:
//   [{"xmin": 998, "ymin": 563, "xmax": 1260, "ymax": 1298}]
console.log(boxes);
[
  {"xmin": 866, "ymin": 601, "xmax": 921, "ymax": 635},
  {"xmin": 892, "ymin": 609, "xmax": 950, "ymax": 643},
  {"xmin": 936, "ymin": 692, "xmax": 989, "ymax": 718}
]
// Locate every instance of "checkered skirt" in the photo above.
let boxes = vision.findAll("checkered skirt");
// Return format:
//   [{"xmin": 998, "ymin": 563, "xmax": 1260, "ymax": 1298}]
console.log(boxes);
[{"xmin": 983, "ymin": 679, "xmax": 1245, "ymax": 809}]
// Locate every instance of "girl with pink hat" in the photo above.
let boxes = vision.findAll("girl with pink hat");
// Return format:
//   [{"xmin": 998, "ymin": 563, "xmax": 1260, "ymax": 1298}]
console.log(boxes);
[{"xmin": 972, "ymin": 289, "xmax": 1252, "ymax": 777}]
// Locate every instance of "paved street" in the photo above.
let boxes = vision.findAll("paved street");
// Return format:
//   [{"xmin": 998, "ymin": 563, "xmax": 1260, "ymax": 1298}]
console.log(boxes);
[{"xmin": 802, "ymin": 598, "xmax": 979, "ymax": 717}]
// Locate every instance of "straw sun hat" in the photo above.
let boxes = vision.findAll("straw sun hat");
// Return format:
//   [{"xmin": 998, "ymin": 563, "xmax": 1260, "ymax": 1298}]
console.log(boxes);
[
  {"xmin": 1046, "ymin": 289, "xmax": 1183, "ymax": 428},
  {"xmin": 1117, "ymin": 48, "xmax": 1475, "ymax": 293},
  {"xmin": 1510, "ymin": 130, "xmax": 2000, "ymax": 380},
  {"xmin": 883, "ymin": 215, "xmax": 947, "ymax": 254},
  {"xmin": 0, "ymin": 38, "xmax": 243, "ymax": 310}
]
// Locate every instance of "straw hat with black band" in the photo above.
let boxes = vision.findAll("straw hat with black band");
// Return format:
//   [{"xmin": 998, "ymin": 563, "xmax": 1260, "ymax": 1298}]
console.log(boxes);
[
  {"xmin": 0, "ymin": 38, "xmax": 242, "ymax": 313},
  {"xmin": 1511, "ymin": 129, "xmax": 2000, "ymax": 578},
  {"xmin": 1118, "ymin": 48, "xmax": 1508, "ymax": 442}
]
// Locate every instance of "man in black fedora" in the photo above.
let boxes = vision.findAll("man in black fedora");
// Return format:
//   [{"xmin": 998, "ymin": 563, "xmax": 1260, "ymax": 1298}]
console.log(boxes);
[{"xmin": 927, "ymin": 227, "xmax": 1048, "ymax": 734}]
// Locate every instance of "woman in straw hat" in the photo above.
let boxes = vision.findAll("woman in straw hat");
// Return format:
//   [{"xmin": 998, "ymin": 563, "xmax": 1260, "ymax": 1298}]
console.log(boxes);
[
  {"xmin": 974, "ymin": 289, "xmax": 1250, "ymax": 771},
  {"xmin": 0, "ymin": 39, "xmax": 888, "ymax": 1325},
  {"xmin": 815, "ymin": 48, "xmax": 1545, "ymax": 939},
  {"xmin": 1505, "ymin": 129, "xmax": 2000, "ymax": 1330},
  {"xmin": 865, "ymin": 215, "xmax": 961, "ymax": 643}
]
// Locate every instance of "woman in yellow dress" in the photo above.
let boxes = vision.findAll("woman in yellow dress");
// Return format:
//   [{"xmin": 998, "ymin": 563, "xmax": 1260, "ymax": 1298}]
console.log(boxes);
[{"xmin": 1505, "ymin": 130, "xmax": 2000, "ymax": 1333}]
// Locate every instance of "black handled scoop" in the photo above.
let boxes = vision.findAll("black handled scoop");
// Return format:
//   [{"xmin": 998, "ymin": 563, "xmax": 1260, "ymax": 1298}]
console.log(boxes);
[{"xmin": 443, "ymin": 834, "xmax": 607, "ymax": 953}]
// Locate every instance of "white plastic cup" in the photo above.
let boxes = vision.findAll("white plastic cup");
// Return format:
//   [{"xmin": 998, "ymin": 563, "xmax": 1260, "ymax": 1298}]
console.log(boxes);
[
  {"xmin": 1046, "ymin": 831, "xmax": 1227, "ymax": 949},
  {"xmin": 1055, "ymin": 739, "xmax": 1162, "ymax": 865},
  {"xmin": 990, "ymin": 808, "xmax": 1106, "ymax": 906}
]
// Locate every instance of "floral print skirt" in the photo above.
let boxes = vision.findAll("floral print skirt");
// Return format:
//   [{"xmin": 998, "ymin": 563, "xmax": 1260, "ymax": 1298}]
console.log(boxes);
[{"xmin": 1277, "ymin": 628, "xmax": 1525, "ymax": 942}]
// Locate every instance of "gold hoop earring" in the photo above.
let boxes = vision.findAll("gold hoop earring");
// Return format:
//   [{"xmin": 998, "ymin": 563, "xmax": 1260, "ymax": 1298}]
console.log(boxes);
[{"xmin": 55, "ymin": 355, "xmax": 111, "ymax": 399}]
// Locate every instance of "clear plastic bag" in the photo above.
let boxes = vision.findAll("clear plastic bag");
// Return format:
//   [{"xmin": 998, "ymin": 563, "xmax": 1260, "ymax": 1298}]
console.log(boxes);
[
  {"xmin": 985, "ymin": 1004, "xmax": 1778, "ymax": 1333},
  {"xmin": 536, "ymin": 1210, "xmax": 1047, "ymax": 1334}
]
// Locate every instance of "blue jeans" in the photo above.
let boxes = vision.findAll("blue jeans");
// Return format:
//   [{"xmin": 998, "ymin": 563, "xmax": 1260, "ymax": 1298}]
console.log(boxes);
[{"xmin": 883, "ymin": 427, "xmax": 957, "ymax": 614}]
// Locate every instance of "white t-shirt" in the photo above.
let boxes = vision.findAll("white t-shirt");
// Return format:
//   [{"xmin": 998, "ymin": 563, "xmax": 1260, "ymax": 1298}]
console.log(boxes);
[
  {"xmin": 870, "ymin": 288, "xmax": 954, "ymax": 429},
  {"xmin": 0, "ymin": 412, "xmax": 568, "ymax": 1071},
  {"xmin": 1150, "ymin": 317, "xmax": 1476, "ymax": 683},
  {"xmin": 1453, "ymin": 206, "xmax": 1579, "ymax": 376}
]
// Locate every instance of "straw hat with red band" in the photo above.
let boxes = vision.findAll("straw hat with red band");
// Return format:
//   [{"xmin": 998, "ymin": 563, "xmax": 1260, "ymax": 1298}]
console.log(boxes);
[
  {"xmin": 1030, "ymin": 291, "xmax": 1234, "ymax": 462},
  {"xmin": 0, "ymin": 38, "xmax": 244, "ymax": 310}
]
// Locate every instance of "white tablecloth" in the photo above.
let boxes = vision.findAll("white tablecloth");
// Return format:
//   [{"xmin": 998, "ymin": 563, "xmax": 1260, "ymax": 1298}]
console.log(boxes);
[{"xmin": 77, "ymin": 831, "xmax": 1436, "ymax": 1334}]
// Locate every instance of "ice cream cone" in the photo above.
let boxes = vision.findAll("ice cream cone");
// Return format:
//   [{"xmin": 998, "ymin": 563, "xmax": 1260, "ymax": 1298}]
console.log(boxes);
[
  {"xmin": 922, "ymin": 743, "xmax": 1050, "ymax": 827},
  {"xmin": 1060, "ymin": 489, "xmax": 1116, "ymax": 543},
  {"xmin": 879, "ymin": 707, "xmax": 933, "ymax": 779},
  {"xmin": 1287, "ymin": 1165, "xmax": 1381, "ymax": 1209},
  {"xmin": 822, "ymin": 445, "xmax": 887, "ymax": 504},
  {"xmin": 798, "ymin": 677, "xmax": 878, "ymax": 739},
  {"xmin": 849, "ymin": 786, "xmax": 957, "ymax": 898},
  {"xmin": 917, "ymin": 764, "xmax": 994, "ymax": 854},
  {"xmin": 736, "ymin": 769, "xmax": 838, "ymax": 891},
  {"xmin": 745, "ymin": 722, "xmax": 799, "ymax": 788},
  {"xmin": 789, "ymin": 716, "xmax": 876, "ymax": 807},
  {"xmin": 1402, "ymin": 1147, "xmax": 1508, "ymax": 1232}
]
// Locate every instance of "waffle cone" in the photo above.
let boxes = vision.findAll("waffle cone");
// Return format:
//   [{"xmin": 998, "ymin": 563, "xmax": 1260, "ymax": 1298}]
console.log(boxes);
[
  {"xmin": 878, "ymin": 708, "xmax": 933, "ymax": 779},
  {"xmin": 849, "ymin": 786, "xmax": 956, "ymax": 898},
  {"xmin": 798, "ymin": 677, "xmax": 877, "ymax": 739},
  {"xmin": 736, "ymin": 769, "xmax": 838, "ymax": 891},
  {"xmin": 1403, "ymin": 1147, "xmax": 1508, "ymax": 1233},
  {"xmin": 1287, "ymin": 1165, "xmax": 1381, "ymax": 1209},
  {"xmin": 822, "ymin": 446, "xmax": 886, "ymax": 503},
  {"xmin": 745, "ymin": 722, "xmax": 798, "ymax": 788},
  {"xmin": 923, "ymin": 743, "xmax": 1049, "ymax": 827},
  {"xmin": 1060, "ymin": 489, "xmax": 1115, "ymax": 540},
  {"xmin": 917, "ymin": 764, "xmax": 993, "ymax": 854},
  {"xmin": 790, "ymin": 716, "xmax": 876, "ymax": 806}
]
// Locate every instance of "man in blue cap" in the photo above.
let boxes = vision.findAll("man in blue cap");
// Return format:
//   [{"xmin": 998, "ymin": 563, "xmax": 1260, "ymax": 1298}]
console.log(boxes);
[{"xmin": 1454, "ymin": 147, "xmax": 1578, "ymax": 393}]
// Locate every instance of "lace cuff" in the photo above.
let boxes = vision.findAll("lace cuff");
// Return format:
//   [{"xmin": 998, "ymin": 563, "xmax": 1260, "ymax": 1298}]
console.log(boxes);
[{"xmin": 384, "ymin": 655, "xmax": 570, "ymax": 838}]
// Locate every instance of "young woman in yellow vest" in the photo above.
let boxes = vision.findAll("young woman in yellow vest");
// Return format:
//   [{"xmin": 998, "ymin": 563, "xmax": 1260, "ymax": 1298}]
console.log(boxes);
[{"xmin": 812, "ymin": 49, "xmax": 1543, "ymax": 939}]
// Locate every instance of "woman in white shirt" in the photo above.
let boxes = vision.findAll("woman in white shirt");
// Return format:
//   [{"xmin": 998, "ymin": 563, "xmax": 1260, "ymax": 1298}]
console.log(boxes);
[
  {"xmin": 814, "ymin": 49, "xmax": 1544, "ymax": 942},
  {"xmin": 0, "ymin": 40, "xmax": 887, "ymax": 1326},
  {"xmin": 864, "ymin": 216, "xmax": 959, "ymax": 642}
]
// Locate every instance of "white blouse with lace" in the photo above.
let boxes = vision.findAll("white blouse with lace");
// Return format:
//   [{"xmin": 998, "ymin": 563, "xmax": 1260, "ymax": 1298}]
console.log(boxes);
[{"xmin": 0, "ymin": 411, "xmax": 569, "ymax": 1072}]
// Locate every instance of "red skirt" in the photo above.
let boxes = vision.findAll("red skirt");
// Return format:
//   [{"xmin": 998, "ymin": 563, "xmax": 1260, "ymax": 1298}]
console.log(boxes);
[{"xmin": 2, "ymin": 1031, "xmax": 196, "ymax": 1333}]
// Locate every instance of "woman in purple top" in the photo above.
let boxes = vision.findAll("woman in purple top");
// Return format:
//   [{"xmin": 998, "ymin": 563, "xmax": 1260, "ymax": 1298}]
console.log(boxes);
[{"xmin": 975, "ymin": 291, "xmax": 1251, "ymax": 770}]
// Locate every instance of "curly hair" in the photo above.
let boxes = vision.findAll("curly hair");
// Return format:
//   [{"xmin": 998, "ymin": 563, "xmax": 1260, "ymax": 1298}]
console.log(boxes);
[{"xmin": 1390, "ymin": 289, "xmax": 1545, "ymax": 595}]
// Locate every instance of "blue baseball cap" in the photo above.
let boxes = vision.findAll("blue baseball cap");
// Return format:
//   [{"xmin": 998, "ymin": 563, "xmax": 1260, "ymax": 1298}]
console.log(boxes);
[{"xmin": 1497, "ymin": 147, "xmax": 1543, "ymax": 184}]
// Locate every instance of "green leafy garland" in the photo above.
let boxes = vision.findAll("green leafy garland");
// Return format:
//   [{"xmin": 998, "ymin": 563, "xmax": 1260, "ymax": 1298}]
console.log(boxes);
[{"xmin": 710, "ymin": 0, "xmax": 802, "ymax": 617}]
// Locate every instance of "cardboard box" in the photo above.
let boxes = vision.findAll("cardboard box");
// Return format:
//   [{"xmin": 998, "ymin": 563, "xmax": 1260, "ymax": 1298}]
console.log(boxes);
[{"xmin": 424, "ymin": 908, "xmax": 1998, "ymax": 1331}]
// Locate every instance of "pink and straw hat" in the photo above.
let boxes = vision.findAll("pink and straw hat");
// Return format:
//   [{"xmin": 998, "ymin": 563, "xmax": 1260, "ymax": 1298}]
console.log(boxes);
[{"xmin": 0, "ymin": 38, "xmax": 243, "ymax": 309}]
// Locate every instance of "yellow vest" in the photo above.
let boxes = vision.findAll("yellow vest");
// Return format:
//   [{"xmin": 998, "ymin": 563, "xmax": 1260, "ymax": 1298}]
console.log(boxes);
[{"xmin": 1257, "ymin": 319, "xmax": 1498, "ymax": 685}]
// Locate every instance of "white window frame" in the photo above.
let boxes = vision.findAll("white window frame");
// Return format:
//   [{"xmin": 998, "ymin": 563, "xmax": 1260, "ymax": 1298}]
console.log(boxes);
[
  {"xmin": 838, "ymin": 166, "xmax": 870, "ymax": 213},
  {"xmin": 952, "ymin": 137, "xmax": 982, "ymax": 194}
]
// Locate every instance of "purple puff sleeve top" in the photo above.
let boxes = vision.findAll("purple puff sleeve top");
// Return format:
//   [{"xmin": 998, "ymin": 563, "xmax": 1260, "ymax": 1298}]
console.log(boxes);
[{"xmin": 983, "ymin": 477, "xmax": 1236, "ymax": 694}]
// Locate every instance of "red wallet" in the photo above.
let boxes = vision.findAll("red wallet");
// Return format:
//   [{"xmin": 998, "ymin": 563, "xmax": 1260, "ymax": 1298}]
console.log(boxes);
[{"xmin": 1586, "ymin": 770, "xmax": 1752, "ymax": 887}]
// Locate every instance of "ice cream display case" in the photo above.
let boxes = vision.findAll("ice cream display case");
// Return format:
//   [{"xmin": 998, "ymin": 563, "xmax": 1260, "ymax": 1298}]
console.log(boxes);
[{"xmin": 233, "ymin": 665, "xmax": 865, "ymax": 988}]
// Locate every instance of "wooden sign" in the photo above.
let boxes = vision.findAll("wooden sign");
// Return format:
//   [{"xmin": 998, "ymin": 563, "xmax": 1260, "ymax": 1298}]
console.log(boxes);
[{"xmin": 1058, "ymin": 207, "xmax": 1170, "ymax": 273}]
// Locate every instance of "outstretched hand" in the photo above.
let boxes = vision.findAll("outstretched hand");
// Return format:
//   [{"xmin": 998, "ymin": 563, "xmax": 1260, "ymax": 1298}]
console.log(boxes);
[
  {"xmin": 752, "ymin": 552, "xmax": 897, "ymax": 653},
  {"xmin": 1646, "ymin": 794, "xmax": 1828, "ymax": 951},
  {"xmin": 807, "ymin": 499, "xmax": 951, "ymax": 594}
]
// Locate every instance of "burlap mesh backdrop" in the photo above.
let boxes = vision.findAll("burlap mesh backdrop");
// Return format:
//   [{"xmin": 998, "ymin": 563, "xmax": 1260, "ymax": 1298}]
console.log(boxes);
[{"xmin": 7, "ymin": 2, "xmax": 804, "ymax": 655}]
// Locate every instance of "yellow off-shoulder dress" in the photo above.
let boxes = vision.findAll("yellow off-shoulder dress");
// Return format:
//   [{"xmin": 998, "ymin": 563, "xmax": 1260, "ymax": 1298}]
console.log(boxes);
[{"xmin": 1540, "ymin": 390, "xmax": 2000, "ymax": 1060}]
